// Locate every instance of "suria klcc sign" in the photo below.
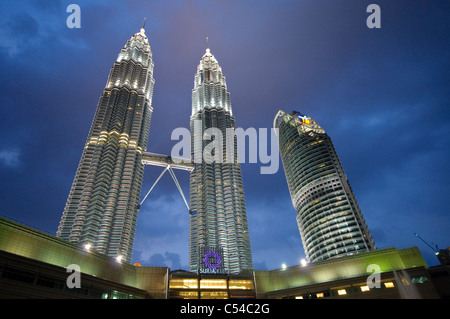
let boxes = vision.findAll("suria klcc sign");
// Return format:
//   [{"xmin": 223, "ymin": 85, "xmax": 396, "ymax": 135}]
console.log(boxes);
[
  {"xmin": 203, "ymin": 250, "xmax": 222, "ymax": 270},
  {"xmin": 199, "ymin": 246, "xmax": 226, "ymax": 274}
]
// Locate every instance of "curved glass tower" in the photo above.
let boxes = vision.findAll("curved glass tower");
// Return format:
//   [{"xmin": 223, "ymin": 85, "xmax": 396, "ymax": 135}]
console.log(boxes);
[
  {"xmin": 189, "ymin": 47, "xmax": 253, "ymax": 274},
  {"xmin": 274, "ymin": 110, "xmax": 375, "ymax": 262},
  {"xmin": 57, "ymin": 25, "xmax": 155, "ymax": 263}
]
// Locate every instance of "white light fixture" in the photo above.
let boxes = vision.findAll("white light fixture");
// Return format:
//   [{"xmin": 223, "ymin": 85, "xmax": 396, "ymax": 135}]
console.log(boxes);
[
  {"xmin": 281, "ymin": 263, "xmax": 287, "ymax": 269},
  {"xmin": 300, "ymin": 258, "xmax": 307, "ymax": 267},
  {"xmin": 360, "ymin": 286, "xmax": 370, "ymax": 292},
  {"xmin": 84, "ymin": 243, "xmax": 92, "ymax": 251},
  {"xmin": 337, "ymin": 289, "xmax": 347, "ymax": 295},
  {"xmin": 116, "ymin": 255, "xmax": 123, "ymax": 263}
]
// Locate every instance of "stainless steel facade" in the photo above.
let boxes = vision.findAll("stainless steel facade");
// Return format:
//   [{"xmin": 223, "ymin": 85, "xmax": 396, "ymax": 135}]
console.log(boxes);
[
  {"xmin": 274, "ymin": 110, "xmax": 375, "ymax": 262},
  {"xmin": 188, "ymin": 48, "xmax": 253, "ymax": 273},
  {"xmin": 57, "ymin": 26, "xmax": 155, "ymax": 263}
]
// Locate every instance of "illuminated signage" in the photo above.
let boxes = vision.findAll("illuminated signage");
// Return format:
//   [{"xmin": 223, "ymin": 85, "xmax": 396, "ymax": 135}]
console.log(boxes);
[
  {"xmin": 198, "ymin": 246, "xmax": 226, "ymax": 274},
  {"xmin": 298, "ymin": 114, "xmax": 311, "ymax": 124},
  {"xmin": 203, "ymin": 250, "xmax": 222, "ymax": 270}
]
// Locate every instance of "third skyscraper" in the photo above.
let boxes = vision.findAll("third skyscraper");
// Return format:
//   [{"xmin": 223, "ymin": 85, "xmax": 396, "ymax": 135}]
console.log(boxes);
[{"xmin": 274, "ymin": 110, "xmax": 375, "ymax": 263}]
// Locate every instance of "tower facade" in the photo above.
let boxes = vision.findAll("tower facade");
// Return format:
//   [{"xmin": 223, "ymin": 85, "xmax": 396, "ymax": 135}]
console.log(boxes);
[
  {"xmin": 57, "ymin": 26, "xmax": 155, "ymax": 263},
  {"xmin": 188, "ymin": 47, "xmax": 253, "ymax": 274},
  {"xmin": 274, "ymin": 110, "xmax": 375, "ymax": 262}
]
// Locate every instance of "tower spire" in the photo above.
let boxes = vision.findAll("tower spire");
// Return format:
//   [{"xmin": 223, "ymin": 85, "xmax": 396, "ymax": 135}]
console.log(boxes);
[
  {"xmin": 140, "ymin": 18, "xmax": 147, "ymax": 34},
  {"xmin": 206, "ymin": 37, "xmax": 210, "ymax": 53}
]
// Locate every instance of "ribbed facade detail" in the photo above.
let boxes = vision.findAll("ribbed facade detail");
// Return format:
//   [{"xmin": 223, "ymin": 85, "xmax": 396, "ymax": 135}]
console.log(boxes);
[
  {"xmin": 57, "ymin": 27, "xmax": 155, "ymax": 263},
  {"xmin": 275, "ymin": 110, "xmax": 375, "ymax": 263},
  {"xmin": 189, "ymin": 48, "xmax": 253, "ymax": 274}
]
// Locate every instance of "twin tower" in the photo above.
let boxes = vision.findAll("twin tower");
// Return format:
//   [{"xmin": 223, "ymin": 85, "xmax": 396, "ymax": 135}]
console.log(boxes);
[{"xmin": 57, "ymin": 26, "xmax": 375, "ymax": 273}]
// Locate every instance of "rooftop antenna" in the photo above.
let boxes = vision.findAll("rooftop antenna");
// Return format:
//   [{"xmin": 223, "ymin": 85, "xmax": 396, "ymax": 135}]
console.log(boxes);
[
  {"xmin": 206, "ymin": 36, "xmax": 209, "ymax": 50},
  {"xmin": 141, "ymin": 17, "xmax": 147, "ymax": 30}
]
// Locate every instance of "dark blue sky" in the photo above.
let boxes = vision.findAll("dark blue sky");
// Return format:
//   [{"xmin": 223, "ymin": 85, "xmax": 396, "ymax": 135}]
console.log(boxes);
[{"xmin": 0, "ymin": 0, "xmax": 449, "ymax": 270}]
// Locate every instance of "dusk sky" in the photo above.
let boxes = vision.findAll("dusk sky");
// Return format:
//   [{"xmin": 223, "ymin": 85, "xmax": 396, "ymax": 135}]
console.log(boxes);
[{"xmin": 0, "ymin": 0, "xmax": 449, "ymax": 271}]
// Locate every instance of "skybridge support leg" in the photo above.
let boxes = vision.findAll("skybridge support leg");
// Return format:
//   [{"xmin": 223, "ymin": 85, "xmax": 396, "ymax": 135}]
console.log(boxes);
[
  {"xmin": 140, "ymin": 164, "xmax": 190, "ymax": 211},
  {"xmin": 140, "ymin": 166, "xmax": 169, "ymax": 206}
]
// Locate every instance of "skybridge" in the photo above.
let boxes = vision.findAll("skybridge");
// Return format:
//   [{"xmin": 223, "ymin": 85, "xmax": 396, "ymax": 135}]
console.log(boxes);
[{"xmin": 140, "ymin": 152, "xmax": 194, "ymax": 210}]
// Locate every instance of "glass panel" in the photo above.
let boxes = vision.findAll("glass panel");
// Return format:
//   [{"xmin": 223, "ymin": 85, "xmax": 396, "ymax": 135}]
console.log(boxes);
[
  {"xmin": 200, "ymin": 279, "xmax": 227, "ymax": 289},
  {"xmin": 228, "ymin": 279, "xmax": 254, "ymax": 290},
  {"xmin": 169, "ymin": 279, "xmax": 198, "ymax": 289},
  {"xmin": 200, "ymin": 291, "xmax": 228, "ymax": 299}
]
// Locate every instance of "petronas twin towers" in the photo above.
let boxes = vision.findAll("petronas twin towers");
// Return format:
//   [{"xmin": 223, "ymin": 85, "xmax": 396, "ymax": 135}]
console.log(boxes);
[
  {"xmin": 57, "ymin": 25, "xmax": 252, "ymax": 273},
  {"xmin": 58, "ymin": 23, "xmax": 375, "ymax": 272},
  {"xmin": 189, "ymin": 47, "xmax": 253, "ymax": 273},
  {"xmin": 57, "ymin": 26, "xmax": 154, "ymax": 263}
]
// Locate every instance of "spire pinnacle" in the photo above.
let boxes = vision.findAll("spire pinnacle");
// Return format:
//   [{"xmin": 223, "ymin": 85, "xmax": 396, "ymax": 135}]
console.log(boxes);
[
  {"xmin": 205, "ymin": 36, "xmax": 211, "ymax": 54},
  {"xmin": 139, "ymin": 18, "xmax": 147, "ymax": 34}
]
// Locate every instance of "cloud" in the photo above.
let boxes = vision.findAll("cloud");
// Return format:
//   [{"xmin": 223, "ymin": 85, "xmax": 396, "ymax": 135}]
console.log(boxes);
[
  {"xmin": 0, "ymin": 13, "xmax": 39, "ymax": 55},
  {"xmin": 0, "ymin": 149, "xmax": 21, "ymax": 168},
  {"xmin": 131, "ymin": 190, "xmax": 190, "ymax": 268},
  {"xmin": 136, "ymin": 251, "xmax": 186, "ymax": 270},
  {"xmin": 148, "ymin": 253, "xmax": 165, "ymax": 266},
  {"xmin": 163, "ymin": 251, "xmax": 183, "ymax": 269}
]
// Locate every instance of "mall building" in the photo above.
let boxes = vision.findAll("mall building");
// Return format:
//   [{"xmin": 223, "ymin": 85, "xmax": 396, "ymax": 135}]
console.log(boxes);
[{"xmin": 0, "ymin": 217, "xmax": 448, "ymax": 299}]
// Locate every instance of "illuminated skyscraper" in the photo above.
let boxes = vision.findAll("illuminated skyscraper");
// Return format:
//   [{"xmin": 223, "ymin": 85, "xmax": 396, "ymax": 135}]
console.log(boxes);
[
  {"xmin": 57, "ymin": 24, "xmax": 155, "ymax": 263},
  {"xmin": 189, "ymin": 46, "xmax": 253, "ymax": 274},
  {"xmin": 274, "ymin": 110, "xmax": 375, "ymax": 262}
]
